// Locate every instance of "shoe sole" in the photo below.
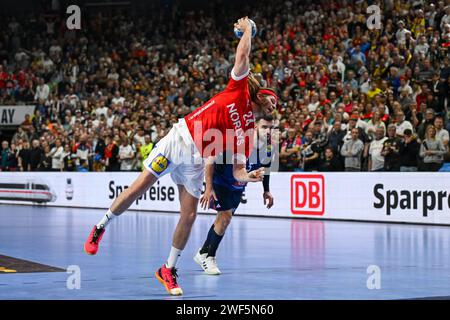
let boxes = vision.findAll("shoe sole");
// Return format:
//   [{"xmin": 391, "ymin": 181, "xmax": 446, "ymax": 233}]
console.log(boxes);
[
  {"xmin": 155, "ymin": 271, "xmax": 183, "ymax": 296},
  {"xmin": 193, "ymin": 255, "xmax": 221, "ymax": 275},
  {"xmin": 83, "ymin": 243, "xmax": 97, "ymax": 256}
]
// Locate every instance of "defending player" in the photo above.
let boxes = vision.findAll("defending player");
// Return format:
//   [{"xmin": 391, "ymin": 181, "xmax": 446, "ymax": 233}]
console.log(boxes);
[
  {"xmin": 83, "ymin": 17, "xmax": 277, "ymax": 296},
  {"xmin": 194, "ymin": 114, "xmax": 276, "ymax": 275}
]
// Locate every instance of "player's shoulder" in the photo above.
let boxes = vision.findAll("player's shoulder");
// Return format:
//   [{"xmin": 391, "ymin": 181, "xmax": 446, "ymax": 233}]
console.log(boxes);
[{"xmin": 226, "ymin": 68, "xmax": 250, "ymax": 89}]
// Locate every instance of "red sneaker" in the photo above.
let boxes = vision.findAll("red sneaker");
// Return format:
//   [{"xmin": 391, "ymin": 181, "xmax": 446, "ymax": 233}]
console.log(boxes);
[
  {"xmin": 84, "ymin": 226, "xmax": 105, "ymax": 255},
  {"xmin": 155, "ymin": 265, "xmax": 183, "ymax": 296}
]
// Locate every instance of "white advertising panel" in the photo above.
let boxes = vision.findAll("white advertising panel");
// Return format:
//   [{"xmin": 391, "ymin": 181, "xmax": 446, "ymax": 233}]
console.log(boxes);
[
  {"xmin": 0, "ymin": 105, "xmax": 35, "ymax": 126},
  {"xmin": 0, "ymin": 172, "xmax": 449, "ymax": 225}
]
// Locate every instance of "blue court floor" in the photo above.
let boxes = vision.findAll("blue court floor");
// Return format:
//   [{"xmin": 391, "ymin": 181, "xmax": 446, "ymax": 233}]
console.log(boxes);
[{"xmin": 1, "ymin": 204, "xmax": 450, "ymax": 300}]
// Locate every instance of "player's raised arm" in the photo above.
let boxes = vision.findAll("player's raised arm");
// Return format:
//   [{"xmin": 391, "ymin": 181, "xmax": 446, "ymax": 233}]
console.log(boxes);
[{"xmin": 232, "ymin": 17, "xmax": 252, "ymax": 78}]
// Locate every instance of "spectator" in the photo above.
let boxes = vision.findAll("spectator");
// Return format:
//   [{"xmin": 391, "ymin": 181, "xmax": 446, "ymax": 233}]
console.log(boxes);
[
  {"xmin": 399, "ymin": 129, "xmax": 420, "ymax": 172},
  {"xmin": 417, "ymin": 108, "xmax": 436, "ymax": 140},
  {"xmin": 340, "ymin": 128, "xmax": 364, "ymax": 172},
  {"xmin": 73, "ymin": 134, "xmax": 91, "ymax": 171},
  {"xmin": 38, "ymin": 144, "xmax": 52, "ymax": 171},
  {"xmin": 133, "ymin": 127, "xmax": 146, "ymax": 146},
  {"xmin": 396, "ymin": 20, "xmax": 412, "ymax": 45},
  {"xmin": 366, "ymin": 111, "xmax": 386, "ymax": 141},
  {"xmin": 34, "ymin": 78, "xmax": 50, "ymax": 102},
  {"xmin": 368, "ymin": 126, "xmax": 388, "ymax": 172},
  {"xmin": 280, "ymin": 128, "xmax": 301, "ymax": 172},
  {"xmin": 0, "ymin": 141, "xmax": 11, "ymax": 171},
  {"xmin": 62, "ymin": 144, "xmax": 76, "ymax": 172},
  {"xmin": 49, "ymin": 138, "xmax": 64, "ymax": 171},
  {"xmin": 327, "ymin": 120, "xmax": 345, "ymax": 156},
  {"xmin": 381, "ymin": 124, "xmax": 402, "ymax": 171},
  {"xmin": 21, "ymin": 114, "xmax": 33, "ymax": 133},
  {"xmin": 140, "ymin": 135, "xmax": 154, "ymax": 170},
  {"xmin": 8, "ymin": 143, "xmax": 19, "ymax": 171},
  {"xmin": 105, "ymin": 136, "xmax": 120, "ymax": 171},
  {"xmin": 12, "ymin": 127, "xmax": 29, "ymax": 145},
  {"xmin": 18, "ymin": 140, "xmax": 32, "ymax": 171},
  {"xmin": 95, "ymin": 102, "xmax": 109, "ymax": 118},
  {"xmin": 343, "ymin": 115, "xmax": 369, "ymax": 144},
  {"xmin": 419, "ymin": 125, "xmax": 446, "ymax": 171},
  {"xmin": 94, "ymin": 134, "xmax": 106, "ymax": 160},
  {"xmin": 300, "ymin": 130, "xmax": 321, "ymax": 172},
  {"xmin": 118, "ymin": 138, "xmax": 134, "ymax": 171},
  {"xmin": 395, "ymin": 110, "xmax": 414, "ymax": 138},
  {"xmin": 318, "ymin": 147, "xmax": 342, "ymax": 172},
  {"xmin": 434, "ymin": 116, "xmax": 449, "ymax": 149}
]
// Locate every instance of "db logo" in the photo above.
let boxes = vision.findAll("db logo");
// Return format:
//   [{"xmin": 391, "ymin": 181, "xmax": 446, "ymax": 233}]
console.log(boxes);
[{"xmin": 290, "ymin": 174, "xmax": 325, "ymax": 215}]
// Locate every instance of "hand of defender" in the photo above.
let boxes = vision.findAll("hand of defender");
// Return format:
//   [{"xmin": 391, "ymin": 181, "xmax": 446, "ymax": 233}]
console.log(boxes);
[
  {"xmin": 247, "ymin": 167, "xmax": 265, "ymax": 182},
  {"xmin": 263, "ymin": 191, "xmax": 274, "ymax": 209},
  {"xmin": 234, "ymin": 16, "xmax": 251, "ymax": 33},
  {"xmin": 200, "ymin": 188, "xmax": 217, "ymax": 210}
]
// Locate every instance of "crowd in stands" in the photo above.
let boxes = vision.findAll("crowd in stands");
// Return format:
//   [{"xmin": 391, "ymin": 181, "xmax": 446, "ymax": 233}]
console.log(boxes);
[{"xmin": 0, "ymin": 0, "xmax": 450, "ymax": 172}]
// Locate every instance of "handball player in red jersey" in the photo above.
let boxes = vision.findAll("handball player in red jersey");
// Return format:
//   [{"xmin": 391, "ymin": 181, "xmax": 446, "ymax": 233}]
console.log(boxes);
[{"xmin": 83, "ymin": 17, "xmax": 278, "ymax": 296}]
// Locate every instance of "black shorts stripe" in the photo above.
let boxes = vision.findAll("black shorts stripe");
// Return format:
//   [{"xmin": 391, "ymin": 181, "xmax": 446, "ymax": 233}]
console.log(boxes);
[{"xmin": 212, "ymin": 184, "xmax": 243, "ymax": 212}]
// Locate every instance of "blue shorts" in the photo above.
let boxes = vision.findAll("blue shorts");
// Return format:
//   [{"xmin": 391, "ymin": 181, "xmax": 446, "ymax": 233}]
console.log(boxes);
[{"xmin": 210, "ymin": 184, "xmax": 244, "ymax": 214}]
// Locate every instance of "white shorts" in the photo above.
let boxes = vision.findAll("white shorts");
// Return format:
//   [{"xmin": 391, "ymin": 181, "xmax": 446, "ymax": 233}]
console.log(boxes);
[{"xmin": 143, "ymin": 119, "xmax": 204, "ymax": 198}]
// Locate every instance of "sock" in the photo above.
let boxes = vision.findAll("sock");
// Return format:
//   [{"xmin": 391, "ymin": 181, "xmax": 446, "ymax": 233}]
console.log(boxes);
[
  {"xmin": 199, "ymin": 229, "xmax": 212, "ymax": 255},
  {"xmin": 96, "ymin": 209, "xmax": 116, "ymax": 229},
  {"xmin": 166, "ymin": 246, "xmax": 182, "ymax": 268},
  {"xmin": 201, "ymin": 224, "xmax": 224, "ymax": 257}
]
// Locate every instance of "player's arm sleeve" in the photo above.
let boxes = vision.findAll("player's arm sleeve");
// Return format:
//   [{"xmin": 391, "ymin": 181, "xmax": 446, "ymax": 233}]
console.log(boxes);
[
  {"xmin": 226, "ymin": 67, "xmax": 250, "ymax": 92},
  {"xmin": 262, "ymin": 173, "xmax": 270, "ymax": 192},
  {"xmin": 231, "ymin": 67, "xmax": 250, "ymax": 81}
]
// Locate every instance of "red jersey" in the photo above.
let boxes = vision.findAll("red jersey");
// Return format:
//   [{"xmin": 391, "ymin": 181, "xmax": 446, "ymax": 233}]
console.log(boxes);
[{"xmin": 184, "ymin": 70, "xmax": 255, "ymax": 161}]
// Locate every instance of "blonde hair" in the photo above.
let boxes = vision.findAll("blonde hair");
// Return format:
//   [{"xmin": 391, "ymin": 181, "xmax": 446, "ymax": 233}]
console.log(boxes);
[
  {"xmin": 248, "ymin": 73, "xmax": 277, "ymax": 103},
  {"xmin": 248, "ymin": 74, "xmax": 261, "ymax": 101},
  {"xmin": 426, "ymin": 125, "xmax": 437, "ymax": 139}
]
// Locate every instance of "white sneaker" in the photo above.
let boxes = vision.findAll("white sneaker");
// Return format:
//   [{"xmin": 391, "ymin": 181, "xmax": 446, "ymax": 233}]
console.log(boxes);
[{"xmin": 193, "ymin": 250, "xmax": 221, "ymax": 275}]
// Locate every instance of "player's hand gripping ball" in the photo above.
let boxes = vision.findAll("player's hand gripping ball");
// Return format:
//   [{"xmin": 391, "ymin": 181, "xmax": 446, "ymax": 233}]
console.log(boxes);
[{"xmin": 234, "ymin": 18, "xmax": 257, "ymax": 38}]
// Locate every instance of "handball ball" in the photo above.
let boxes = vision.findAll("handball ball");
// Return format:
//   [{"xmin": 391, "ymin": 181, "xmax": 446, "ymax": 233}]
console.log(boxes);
[{"xmin": 234, "ymin": 19, "xmax": 257, "ymax": 38}]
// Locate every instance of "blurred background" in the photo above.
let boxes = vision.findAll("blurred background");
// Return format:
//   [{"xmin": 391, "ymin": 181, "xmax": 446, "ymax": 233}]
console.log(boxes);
[{"xmin": 0, "ymin": 0, "xmax": 449, "ymax": 173}]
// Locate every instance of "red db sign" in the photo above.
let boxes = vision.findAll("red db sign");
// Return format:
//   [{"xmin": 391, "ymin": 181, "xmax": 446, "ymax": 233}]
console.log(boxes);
[{"xmin": 290, "ymin": 175, "xmax": 325, "ymax": 215}]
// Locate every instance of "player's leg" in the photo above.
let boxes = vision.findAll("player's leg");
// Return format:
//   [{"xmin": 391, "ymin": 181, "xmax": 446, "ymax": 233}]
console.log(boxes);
[
  {"xmin": 155, "ymin": 184, "xmax": 199, "ymax": 295},
  {"xmin": 111, "ymin": 170, "xmax": 158, "ymax": 214},
  {"xmin": 213, "ymin": 210, "xmax": 233, "ymax": 236},
  {"xmin": 84, "ymin": 169, "xmax": 158, "ymax": 255},
  {"xmin": 172, "ymin": 184, "xmax": 199, "ymax": 250},
  {"xmin": 194, "ymin": 186, "xmax": 241, "ymax": 275},
  {"xmin": 84, "ymin": 128, "xmax": 176, "ymax": 255},
  {"xmin": 201, "ymin": 210, "xmax": 232, "ymax": 254},
  {"xmin": 194, "ymin": 210, "xmax": 231, "ymax": 275}
]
